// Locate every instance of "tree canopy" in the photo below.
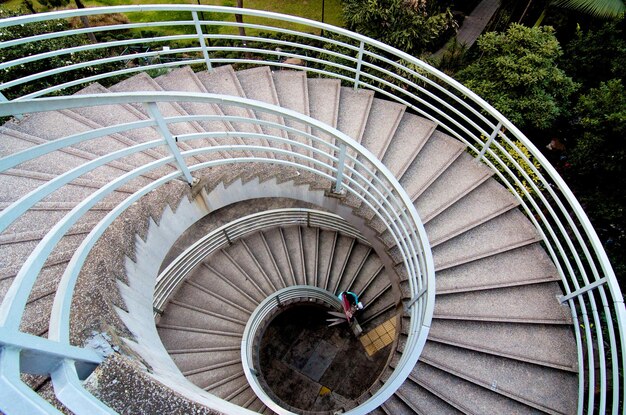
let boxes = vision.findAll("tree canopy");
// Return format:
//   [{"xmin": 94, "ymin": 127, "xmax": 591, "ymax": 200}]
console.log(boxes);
[
  {"xmin": 341, "ymin": 0, "xmax": 457, "ymax": 55},
  {"xmin": 456, "ymin": 23, "xmax": 578, "ymax": 131}
]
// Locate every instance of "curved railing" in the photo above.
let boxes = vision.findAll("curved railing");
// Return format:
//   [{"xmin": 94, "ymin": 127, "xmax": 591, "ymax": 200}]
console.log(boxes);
[
  {"xmin": 0, "ymin": 5, "xmax": 624, "ymax": 414},
  {"xmin": 0, "ymin": 92, "xmax": 433, "ymax": 414},
  {"xmin": 241, "ymin": 285, "xmax": 343, "ymax": 415},
  {"xmin": 154, "ymin": 208, "xmax": 368, "ymax": 314}
]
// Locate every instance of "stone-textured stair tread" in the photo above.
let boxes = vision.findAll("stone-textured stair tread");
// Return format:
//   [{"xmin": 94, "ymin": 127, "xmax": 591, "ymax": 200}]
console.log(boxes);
[
  {"xmin": 389, "ymin": 380, "xmax": 463, "ymax": 415},
  {"xmin": 410, "ymin": 361, "xmax": 542, "ymax": 414},
  {"xmin": 336, "ymin": 87, "xmax": 374, "ymax": 143},
  {"xmin": 154, "ymin": 66, "xmax": 235, "ymax": 144},
  {"xmin": 196, "ymin": 65, "xmax": 266, "ymax": 141},
  {"xmin": 236, "ymin": 66, "xmax": 291, "ymax": 155},
  {"xmin": 316, "ymin": 229, "xmax": 338, "ymax": 290},
  {"xmin": 165, "ymin": 282, "xmax": 251, "ymax": 326},
  {"xmin": 307, "ymin": 78, "xmax": 341, "ymax": 171},
  {"xmin": 399, "ymin": 130, "xmax": 464, "ymax": 201},
  {"xmin": 239, "ymin": 232, "xmax": 286, "ymax": 291},
  {"xmin": 224, "ymin": 240, "xmax": 279, "ymax": 296},
  {"xmin": 281, "ymin": 226, "xmax": 306, "ymax": 286},
  {"xmin": 419, "ymin": 342, "xmax": 578, "ymax": 414},
  {"xmin": 359, "ymin": 99, "xmax": 406, "ymax": 159},
  {"xmin": 2, "ymin": 113, "xmax": 153, "ymax": 189},
  {"xmin": 272, "ymin": 70, "xmax": 312, "ymax": 163},
  {"xmin": 169, "ymin": 348, "xmax": 241, "ymax": 374},
  {"xmin": 70, "ymin": 82, "xmax": 171, "ymax": 155},
  {"xmin": 334, "ymin": 243, "xmax": 370, "ymax": 294},
  {"xmin": 381, "ymin": 113, "xmax": 436, "ymax": 179},
  {"xmin": 0, "ymin": 124, "xmax": 160, "ymax": 182},
  {"xmin": 300, "ymin": 226, "xmax": 319, "ymax": 286},
  {"xmin": 434, "ymin": 282, "xmax": 573, "ymax": 324},
  {"xmin": 108, "ymin": 72, "xmax": 207, "ymax": 164},
  {"xmin": 432, "ymin": 209, "xmax": 541, "ymax": 270},
  {"xmin": 263, "ymin": 228, "xmax": 297, "ymax": 287},
  {"xmin": 425, "ymin": 178, "xmax": 519, "ymax": 246},
  {"xmin": 428, "ymin": 319, "xmax": 578, "ymax": 371},
  {"xmin": 436, "ymin": 243, "xmax": 560, "ymax": 294},
  {"xmin": 190, "ymin": 264, "xmax": 260, "ymax": 311},
  {"xmin": 325, "ymin": 235, "xmax": 355, "ymax": 294},
  {"xmin": 415, "ymin": 152, "xmax": 493, "ymax": 222}
]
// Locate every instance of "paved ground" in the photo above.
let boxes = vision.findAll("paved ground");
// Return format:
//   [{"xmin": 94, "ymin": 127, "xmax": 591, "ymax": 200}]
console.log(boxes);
[
  {"xmin": 259, "ymin": 305, "xmax": 390, "ymax": 412},
  {"xmin": 434, "ymin": 0, "xmax": 500, "ymax": 57}
]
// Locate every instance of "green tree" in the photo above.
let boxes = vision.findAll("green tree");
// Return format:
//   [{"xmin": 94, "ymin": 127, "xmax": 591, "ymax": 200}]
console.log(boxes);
[
  {"xmin": 561, "ymin": 18, "xmax": 626, "ymax": 88},
  {"xmin": 456, "ymin": 24, "xmax": 578, "ymax": 132},
  {"xmin": 341, "ymin": 0, "xmax": 457, "ymax": 55},
  {"xmin": 566, "ymin": 79, "xmax": 626, "ymax": 279}
]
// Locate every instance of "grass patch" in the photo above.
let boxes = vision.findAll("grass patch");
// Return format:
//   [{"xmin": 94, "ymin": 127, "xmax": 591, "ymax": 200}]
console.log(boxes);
[{"xmin": 3, "ymin": 0, "xmax": 345, "ymax": 36}]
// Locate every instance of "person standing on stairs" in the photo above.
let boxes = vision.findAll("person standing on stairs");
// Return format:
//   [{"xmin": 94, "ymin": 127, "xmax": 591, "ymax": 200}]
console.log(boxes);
[{"xmin": 338, "ymin": 291, "xmax": 363, "ymax": 322}]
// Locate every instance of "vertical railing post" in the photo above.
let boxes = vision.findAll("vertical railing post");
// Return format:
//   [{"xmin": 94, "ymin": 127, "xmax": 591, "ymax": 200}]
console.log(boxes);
[
  {"xmin": 145, "ymin": 102, "xmax": 196, "ymax": 186},
  {"xmin": 0, "ymin": 92, "xmax": 23, "ymax": 120},
  {"xmin": 192, "ymin": 11, "xmax": 213, "ymax": 72},
  {"xmin": 353, "ymin": 41, "xmax": 365, "ymax": 91},
  {"xmin": 334, "ymin": 143, "xmax": 347, "ymax": 194},
  {"xmin": 478, "ymin": 121, "xmax": 503, "ymax": 161}
]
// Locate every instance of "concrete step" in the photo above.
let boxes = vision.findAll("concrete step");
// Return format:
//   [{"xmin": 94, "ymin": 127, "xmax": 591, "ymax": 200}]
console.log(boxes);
[
  {"xmin": 172, "ymin": 348, "xmax": 241, "ymax": 377},
  {"xmin": 435, "ymin": 243, "xmax": 560, "ymax": 294},
  {"xmin": 281, "ymin": 226, "xmax": 306, "ymax": 286},
  {"xmin": 262, "ymin": 228, "xmax": 297, "ymax": 287},
  {"xmin": 428, "ymin": 319, "xmax": 578, "ymax": 371},
  {"xmin": 381, "ymin": 113, "xmax": 437, "ymax": 180},
  {"xmin": 69, "ymin": 82, "xmax": 176, "ymax": 171},
  {"xmin": 431, "ymin": 209, "xmax": 542, "ymax": 271},
  {"xmin": 425, "ymin": 178, "xmax": 519, "ymax": 246},
  {"xmin": 193, "ymin": 262, "xmax": 260, "ymax": 310},
  {"xmin": 333, "ymin": 244, "xmax": 372, "ymax": 295},
  {"xmin": 272, "ymin": 70, "xmax": 312, "ymax": 164},
  {"xmin": 108, "ymin": 72, "xmax": 209, "ymax": 165},
  {"xmin": 157, "ymin": 322, "xmax": 242, "ymax": 351},
  {"xmin": 159, "ymin": 300, "xmax": 247, "ymax": 336},
  {"xmin": 196, "ymin": 65, "xmax": 271, "ymax": 161},
  {"xmin": 210, "ymin": 249, "xmax": 271, "ymax": 301},
  {"xmin": 236, "ymin": 66, "xmax": 291, "ymax": 157},
  {"xmin": 168, "ymin": 279, "xmax": 252, "ymax": 324},
  {"xmin": 336, "ymin": 87, "xmax": 374, "ymax": 144},
  {"xmin": 434, "ymin": 282, "xmax": 573, "ymax": 324},
  {"xmin": 384, "ymin": 380, "xmax": 463, "ymax": 415},
  {"xmin": 419, "ymin": 341, "xmax": 578, "ymax": 414},
  {"xmin": 414, "ymin": 152, "xmax": 492, "ymax": 223},
  {"xmin": 192, "ymin": 358, "xmax": 245, "ymax": 392},
  {"xmin": 1, "ymin": 116, "xmax": 153, "ymax": 191},
  {"xmin": 0, "ymin": 125, "xmax": 162, "ymax": 184},
  {"xmin": 307, "ymin": 78, "xmax": 341, "ymax": 173},
  {"xmin": 408, "ymin": 361, "xmax": 541, "ymax": 414},
  {"xmin": 398, "ymin": 130, "xmax": 465, "ymax": 202},
  {"xmin": 239, "ymin": 232, "xmax": 287, "ymax": 291},
  {"xmin": 223, "ymin": 239, "xmax": 279, "ymax": 296},
  {"xmin": 316, "ymin": 229, "xmax": 338, "ymax": 290},
  {"xmin": 325, "ymin": 235, "xmax": 355, "ymax": 294},
  {"xmin": 153, "ymin": 66, "xmax": 242, "ymax": 157},
  {"xmin": 300, "ymin": 226, "xmax": 319, "ymax": 287}
]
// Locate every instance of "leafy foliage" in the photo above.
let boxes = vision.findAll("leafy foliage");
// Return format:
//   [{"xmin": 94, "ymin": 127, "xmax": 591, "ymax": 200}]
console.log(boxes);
[
  {"xmin": 561, "ymin": 18, "xmax": 626, "ymax": 88},
  {"xmin": 564, "ymin": 79, "xmax": 626, "ymax": 280},
  {"xmin": 0, "ymin": 9, "xmax": 125, "ymax": 100},
  {"xmin": 456, "ymin": 24, "xmax": 578, "ymax": 131},
  {"xmin": 341, "ymin": 0, "xmax": 457, "ymax": 55}
]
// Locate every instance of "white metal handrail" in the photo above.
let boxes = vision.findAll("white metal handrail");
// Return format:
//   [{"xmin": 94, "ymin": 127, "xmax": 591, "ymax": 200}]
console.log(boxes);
[
  {"xmin": 0, "ymin": 5, "xmax": 624, "ymax": 414},
  {"xmin": 0, "ymin": 92, "xmax": 433, "ymax": 415}
]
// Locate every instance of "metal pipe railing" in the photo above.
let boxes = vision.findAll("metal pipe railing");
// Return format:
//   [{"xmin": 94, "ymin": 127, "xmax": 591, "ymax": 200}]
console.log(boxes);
[{"xmin": 0, "ymin": 5, "xmax": 623, "ymax": 414}]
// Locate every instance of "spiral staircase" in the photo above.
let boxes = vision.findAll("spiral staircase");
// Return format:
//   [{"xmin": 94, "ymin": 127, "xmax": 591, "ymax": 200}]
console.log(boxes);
[{"xmin": 0, "ymin": 6, "xmax": 624, "ymax": 415}]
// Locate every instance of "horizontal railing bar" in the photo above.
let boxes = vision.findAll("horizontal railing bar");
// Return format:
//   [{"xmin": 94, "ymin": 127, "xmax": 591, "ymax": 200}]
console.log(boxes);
[{"xmin": 560, "ymin": 278, "xmax": 609, "ymax": 303}]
